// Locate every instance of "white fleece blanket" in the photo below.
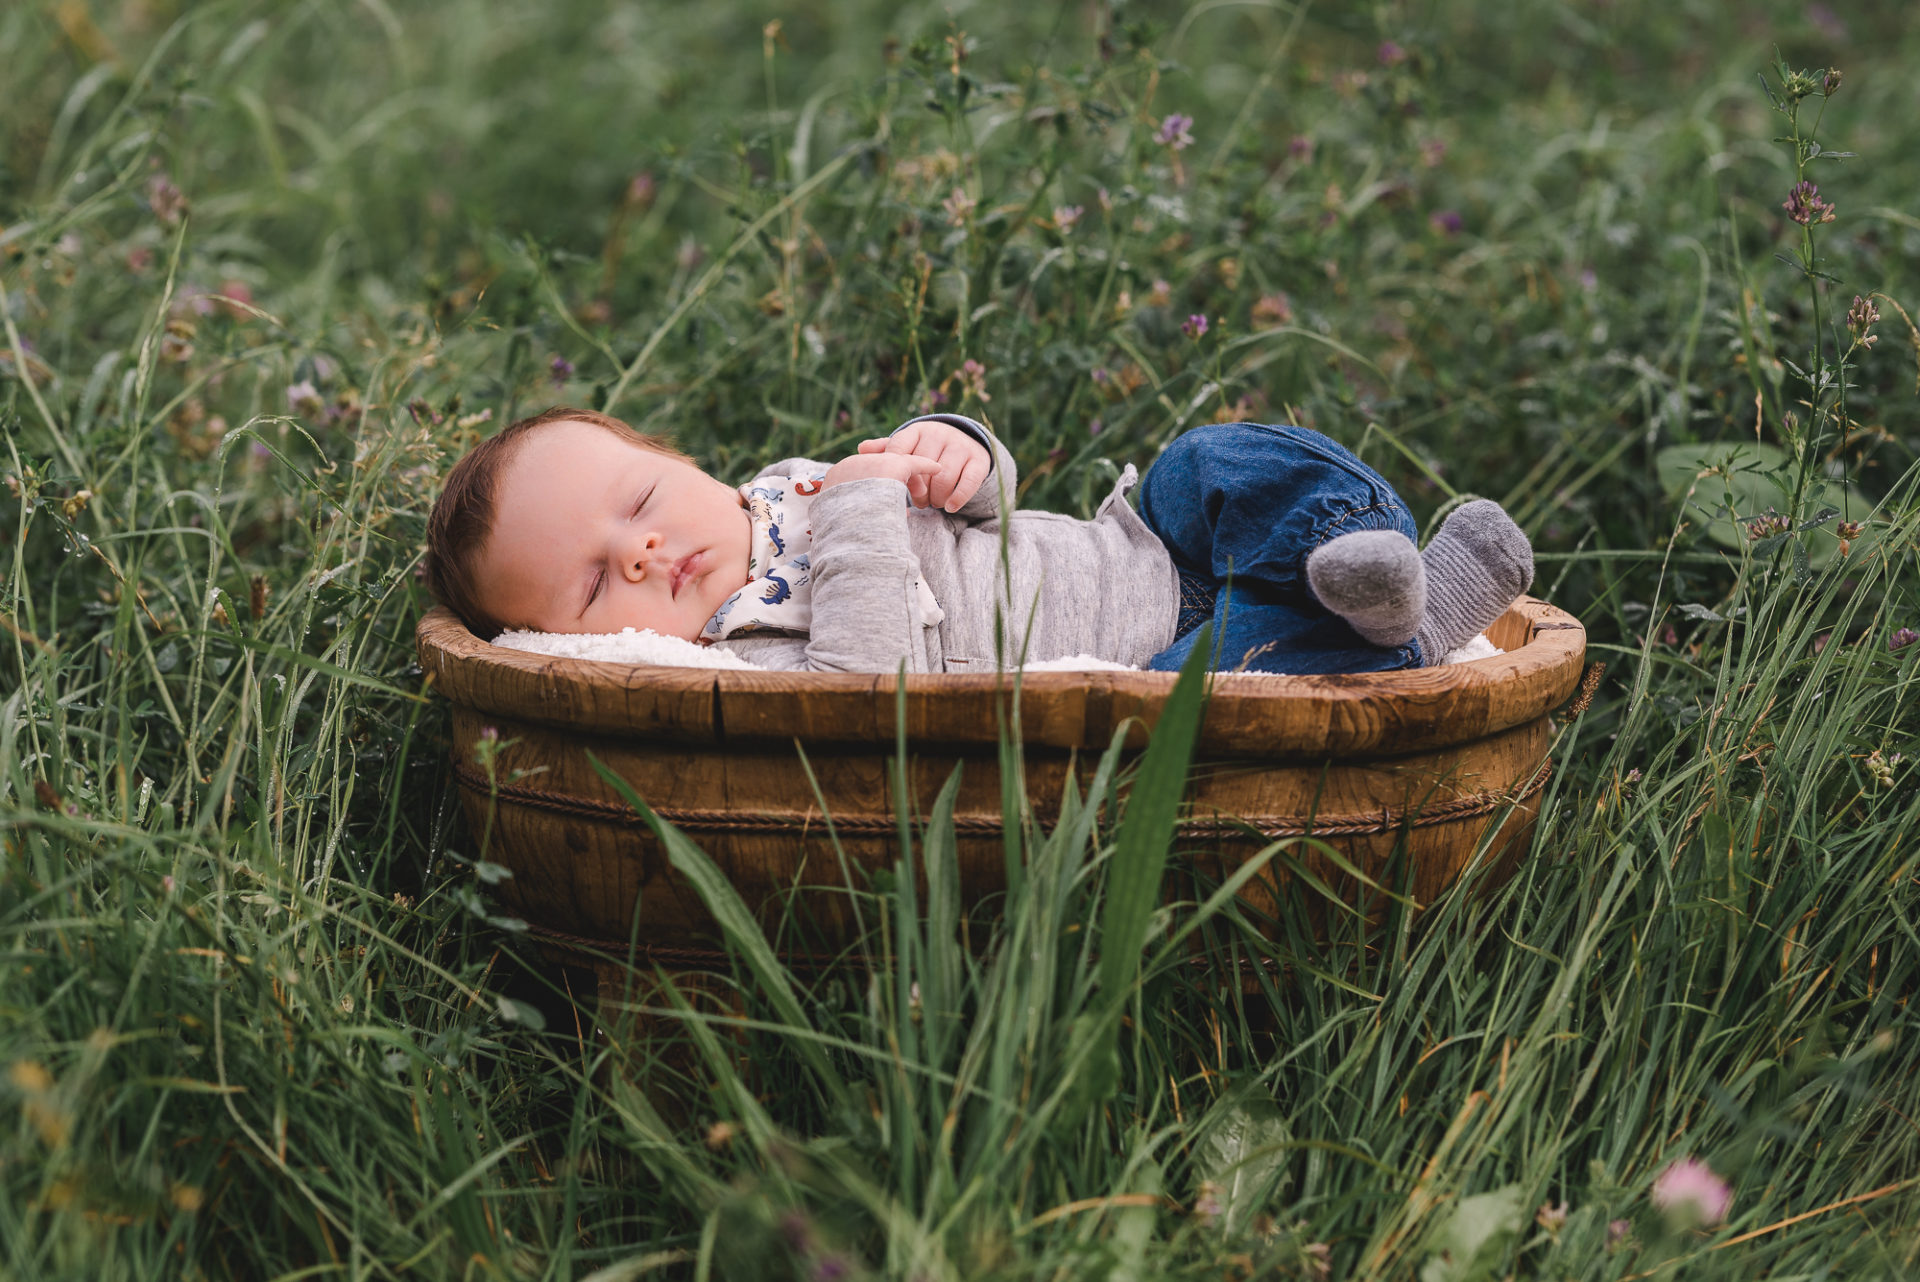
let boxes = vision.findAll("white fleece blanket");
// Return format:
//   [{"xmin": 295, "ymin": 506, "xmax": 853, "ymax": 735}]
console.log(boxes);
[{"xmin": 492, "ymin": 628, "xmax": 1502, "ymax": 669}]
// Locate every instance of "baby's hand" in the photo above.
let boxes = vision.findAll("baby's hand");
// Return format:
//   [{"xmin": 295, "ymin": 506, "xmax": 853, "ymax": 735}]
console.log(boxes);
[
  {"xmin": 855, "ymin": 419, "xmax": 991, "ymax": 513},
  {"xmin": 821, "ymin": 450, "xmax": 945, "ymax": 502}
]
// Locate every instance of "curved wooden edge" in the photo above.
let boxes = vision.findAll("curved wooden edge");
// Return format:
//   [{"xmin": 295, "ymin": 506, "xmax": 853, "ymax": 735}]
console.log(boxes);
[{"xmin": 416, "ymin": 597, "xmax": 1586, "ymax": 757}]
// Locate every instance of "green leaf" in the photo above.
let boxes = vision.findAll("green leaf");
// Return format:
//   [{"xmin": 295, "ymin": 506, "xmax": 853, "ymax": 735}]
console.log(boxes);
[
  {"xmin": 1059, "ymin": 629, "xmax": 1213, "ymax": 1126},
  {"xmin": 1098, "ymin": 623, "xmax": 1213, "ymax": 999},
  {"xmin": 495, "ymin": 996, "xmax": 546, "ymax": 1031},
  {"xmin": 1193, "ymin": 1097, "xmax": 1293, "ymax": 1233},
  {"xmin": 1418, "ymin": 1183, "xmax": 1526, "ymax": 1282},
  {"xmin": 586, "ymin": 752, "xmax": 852, "ymax": 1114}
]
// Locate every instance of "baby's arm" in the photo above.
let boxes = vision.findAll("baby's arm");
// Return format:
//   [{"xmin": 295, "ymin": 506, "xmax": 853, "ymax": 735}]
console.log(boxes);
[
  {"xmin": 753, "ymin": 415, "xmax": 1018, "ymax": 519},
  {"xmin": 715, "ymin": 455, "xmax": 944, "ymax": 674},
  {"xmin": 861, "ymin": 414, "xmax": 1019, "ymax": 521}
]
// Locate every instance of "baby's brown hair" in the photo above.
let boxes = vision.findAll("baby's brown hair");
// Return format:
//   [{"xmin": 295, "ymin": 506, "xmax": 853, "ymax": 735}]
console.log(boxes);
[{"xmin": 424, "ymin": 406, "xmax": 693, "ymax": 637}]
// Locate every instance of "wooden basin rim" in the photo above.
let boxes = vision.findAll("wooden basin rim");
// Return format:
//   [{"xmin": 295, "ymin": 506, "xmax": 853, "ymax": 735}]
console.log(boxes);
[
  {"xmin": 450, "ymin": 755, "xmax": 1554, "ymax": 841},
  {"xmin": 415, "ymin": 597, "xmax": 1588, "ymax": 760}
]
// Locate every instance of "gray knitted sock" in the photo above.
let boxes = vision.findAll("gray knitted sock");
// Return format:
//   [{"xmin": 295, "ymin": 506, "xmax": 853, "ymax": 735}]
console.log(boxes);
[
  {"xmin": 1414, "ymin": 500, "xmax": 1534, "ymax": 664},
  {"xmin": 1306, "ymin": 529, "xmax": 1427, "ymax": 647}
]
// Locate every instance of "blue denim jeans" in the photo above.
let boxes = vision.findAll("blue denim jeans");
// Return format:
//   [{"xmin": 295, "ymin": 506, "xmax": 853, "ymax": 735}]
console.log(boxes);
[{"xmin": 1137, "ymin": 422, "xmax": 1426, "ymax": 674}]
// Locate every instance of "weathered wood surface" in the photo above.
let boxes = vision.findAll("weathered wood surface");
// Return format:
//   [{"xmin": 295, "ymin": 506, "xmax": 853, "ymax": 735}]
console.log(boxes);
[
  {"xmin": 417, "ymin": 600, "xmax": 1585, "ymax": 951},
  {"xmin": 418, "ymin": 597, "xmax": 1584, "ymax": 756}
]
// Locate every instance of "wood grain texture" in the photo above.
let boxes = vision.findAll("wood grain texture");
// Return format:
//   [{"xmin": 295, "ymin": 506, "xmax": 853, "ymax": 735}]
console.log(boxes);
[
  {"xmin": 423, "ymin": 599, "xmax": 1584, "ymax": 952},
  {"xmin": 418, "ymin": 596, "xmax": 1584, "ymax": 756}
]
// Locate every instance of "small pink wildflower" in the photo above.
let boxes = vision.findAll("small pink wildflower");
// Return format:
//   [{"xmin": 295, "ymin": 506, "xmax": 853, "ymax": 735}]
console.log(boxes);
[
  {"xmin": 1377, "ymin": 41, "xmax": 1408, "ymax": 67},
  {"xmin": 955, "ymin": 358, "xmax": 990, "ymax": 403},
  {"xmin": 1746, "ymin": 508, "xmax": 1791, "ymax": 541},
  {"xmin": 1148, "ymin": 278, "xmax": 1172, "ymax": 307},
  {"xmin": 941, "ymin": 186, "xmax": 976, "ymax": 225},
  {"xmin": 1606, "ymin": 1219, "xmax": 1634, "ymax": 1251},
  {"xmin": 218, "ymin": 280, "xmax": 255, "ymax": 318},
  {"xmin": 1429, "ymin": 209, "xmax": 1463, "ymax": 235},
  {"xmin": 1155, "ymin": 113, "xmax": 1195, "ymax": 150},
  {"xmin": 1288, "ymin": 134, "xmax": 1315, "ymax": 162},
  {"xmin": 146, "ymin": 173, "xmax": 187, "ymax": 225},
  {"xmin": 286, "ymin": 381, "xmax": 324, "ymax": 419},
  {"xmin": 1420, "ymin": 139, "xmax": 1447, "ymax": 167},
  {"xmin": 1650, "ymin": 1156, "xmax": 1732, "ymax": 1227},
  {"xmin": 1889, "ymin": 628, "xmax": 1918, "ymax": 654},
  {"xmin": 1191, "ymin": 1181, "xmax": 1223, "ymax": 1226},
  {"xmin": 1182, "ymin": 313, "xmax": 1209, "ymax": 339},
  {"xmin": 1052, "ymin": 204, "xmax": 1084, "ymax": 235},
  {"xmin": 549, "ymin": 355, "xmax": 574, "ymax": 387},
  {"xmin": 1783, "ymin": 180, "xmax": 1835, "ymax": 226},
  {"xmin": 1252, "ymin": 293, "xmax": 1294, "ymax": 329},
  {"xmin": 1847, "ymin": 295, "xmax": 1880, "ymax": 348}
]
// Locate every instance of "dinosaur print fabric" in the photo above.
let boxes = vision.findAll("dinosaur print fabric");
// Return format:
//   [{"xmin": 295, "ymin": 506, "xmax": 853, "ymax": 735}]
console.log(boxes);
[{"xmin": 700, "ymin": 472, "xmax": 944, "ymax": 643}]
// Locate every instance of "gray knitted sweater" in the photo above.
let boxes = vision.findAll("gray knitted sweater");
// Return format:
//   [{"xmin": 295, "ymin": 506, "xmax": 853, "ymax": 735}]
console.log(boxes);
[{"xmin": 714, "ymin": 417, "xmax": 1179, "ymax": 673}]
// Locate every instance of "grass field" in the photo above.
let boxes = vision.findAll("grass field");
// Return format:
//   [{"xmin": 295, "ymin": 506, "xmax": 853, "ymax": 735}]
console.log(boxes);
[{"xmin": 5, "ymin": 1, "xmax": 1920, "ymax": 1277}]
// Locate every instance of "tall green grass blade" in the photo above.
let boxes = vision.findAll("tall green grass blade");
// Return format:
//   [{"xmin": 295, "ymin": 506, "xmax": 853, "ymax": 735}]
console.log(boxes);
[{"xmin": 585, "ymin": 751, "xmax": 851, "ymax": 1115}]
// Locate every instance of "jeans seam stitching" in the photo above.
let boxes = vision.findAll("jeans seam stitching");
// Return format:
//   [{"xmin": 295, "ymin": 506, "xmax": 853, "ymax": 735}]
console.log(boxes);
[{"xmin": 1312, "ymin": 500, "xmax": 1406, "ymax": 544}]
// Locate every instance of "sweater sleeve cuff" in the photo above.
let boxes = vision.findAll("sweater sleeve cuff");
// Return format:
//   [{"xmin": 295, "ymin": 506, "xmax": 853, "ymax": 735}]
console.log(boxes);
[{"xmin": 810, "ymin": 476, "xmax": 914, "ymax": 550}]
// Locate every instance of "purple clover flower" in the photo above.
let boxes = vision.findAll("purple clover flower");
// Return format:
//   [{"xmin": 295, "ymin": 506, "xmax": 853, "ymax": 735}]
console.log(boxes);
[
  {"xmin": 1783, "ymin": 180, "xmax": 1836, "ymax": 226},
  {"xmin": 1377, "ymin": 41, "xmax": 1408, "ymax": 67},
  {"xmin": 146, "ymin": 173, "xmax": 186, "ymax": 225},
  {"xmin": 1429, "ymin": 209, "xmax": 1463, "ymax": 235},
  {"xmin": 1155, "ymin": 113, "xmax": 1195, "ymax": 150},
  {"xmin": 286, "ymin": 381, "xmax": 324, "ymax": 419},
  {"xmin": 1890, "ymin": 628, "xmax": 1918, "ymax": 653},
  {"xmin": 1650, "ymin": 1156, "xmax": 1732, "ymax": 1227},
  {"xmin": 549, "ymin": 355, "xmax": 574, "ymax": 387},
  {"xmin": 1182, "ymin": 313, "xmax": 1209, "ymax": 339}
]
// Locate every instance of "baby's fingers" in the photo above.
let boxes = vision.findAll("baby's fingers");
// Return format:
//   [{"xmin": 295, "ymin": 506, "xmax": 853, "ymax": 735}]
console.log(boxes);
[
  {"xmin": 908, "ymin": 453, "xmax": 944, "ymax": 505},
  {"xmin": 943, "ymin": 450, "xmax": 992, "ymax": 512}
]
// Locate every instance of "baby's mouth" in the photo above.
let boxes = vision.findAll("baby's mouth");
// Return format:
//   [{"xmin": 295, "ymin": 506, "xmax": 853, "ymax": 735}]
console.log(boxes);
[{"xmin": 669, "ymin": 552, "xmax": 703, "ymax": 598}]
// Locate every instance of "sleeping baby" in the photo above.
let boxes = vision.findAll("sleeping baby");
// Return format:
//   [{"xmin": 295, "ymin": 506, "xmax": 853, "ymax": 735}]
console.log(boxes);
[{"xmin": 424, "ymin": 406, "xmax": 1533, "ymax": 675}]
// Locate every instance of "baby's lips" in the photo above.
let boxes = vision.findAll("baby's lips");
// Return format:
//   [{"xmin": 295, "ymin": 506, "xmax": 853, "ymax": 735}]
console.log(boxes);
[{"xmin": 669, "ymin": 551, "xmax": 703, "ymax": 597}]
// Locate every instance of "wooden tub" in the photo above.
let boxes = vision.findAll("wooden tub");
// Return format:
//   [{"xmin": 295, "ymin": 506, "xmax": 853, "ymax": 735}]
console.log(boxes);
[{"xmin": 416, "ymin": 599, "xmax": 1585, "ymax": 963}]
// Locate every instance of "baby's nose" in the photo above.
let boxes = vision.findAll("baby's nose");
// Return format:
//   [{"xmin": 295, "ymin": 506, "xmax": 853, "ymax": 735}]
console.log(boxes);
[{"xmin": 620, "ymin": 530, "xmax": 664, "ymax": 582}]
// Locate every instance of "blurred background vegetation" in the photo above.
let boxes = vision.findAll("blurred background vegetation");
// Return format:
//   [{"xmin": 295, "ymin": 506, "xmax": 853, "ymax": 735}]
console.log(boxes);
[{"xmin": 4, "ymin": 1, "xmax": 1920, "ymax": 1278}]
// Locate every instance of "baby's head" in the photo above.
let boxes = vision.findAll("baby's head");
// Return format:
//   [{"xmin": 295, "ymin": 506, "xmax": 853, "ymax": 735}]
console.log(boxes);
[{"xmin": 426, "ymin": 406, "xmax": 750, "ymax": 640}]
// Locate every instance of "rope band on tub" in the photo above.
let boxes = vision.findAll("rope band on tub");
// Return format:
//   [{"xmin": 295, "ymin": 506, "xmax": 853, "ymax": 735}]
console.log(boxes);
[{"xmin": 451, "ymin": 757, "xmax": 1553, "ymax": 840}]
